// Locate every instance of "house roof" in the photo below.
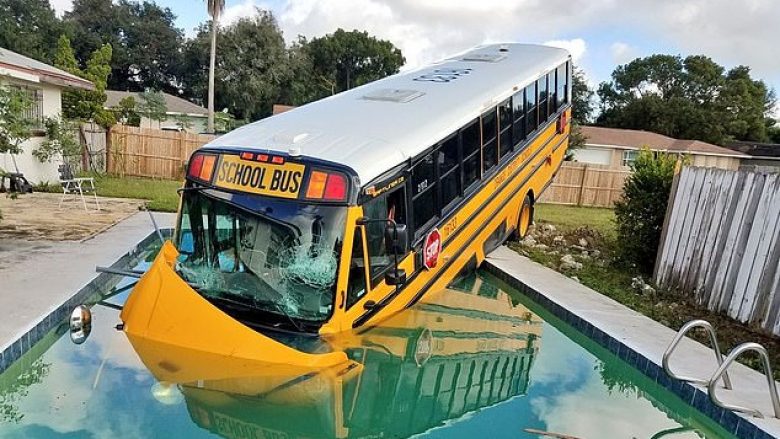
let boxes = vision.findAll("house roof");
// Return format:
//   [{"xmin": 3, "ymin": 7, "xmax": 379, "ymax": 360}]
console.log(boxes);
[
  {"xmin": 0, "ymin": 47, "xmax": 94, "ymax": 90},
  {"xmin": 581, "ymin": 126, "xmax": 749, "ymax": 158},
  {"xmin": 105, "ymin": 90, "xmax": 208, "ymax": 116},
  {"xmin": 723, "ymin": 141, "xmax": 780, "ymax": 159}
]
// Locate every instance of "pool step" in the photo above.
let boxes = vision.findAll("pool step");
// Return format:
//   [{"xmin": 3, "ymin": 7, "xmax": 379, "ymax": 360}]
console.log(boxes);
[{"xmin": 663, "ymin": 319, "xmax": 780, "ymax": 419}]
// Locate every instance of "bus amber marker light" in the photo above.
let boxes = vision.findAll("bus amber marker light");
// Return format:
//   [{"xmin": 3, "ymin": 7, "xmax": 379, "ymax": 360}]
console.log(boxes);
[{"xmin": 423, "ymin": 229, "xmax": 442, "ymax": 270}]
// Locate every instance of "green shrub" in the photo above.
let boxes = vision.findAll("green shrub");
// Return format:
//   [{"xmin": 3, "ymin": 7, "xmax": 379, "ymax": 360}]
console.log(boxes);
[{"xmin": 614, "ymin": 149, "xmax": 679, "ymax": 274}]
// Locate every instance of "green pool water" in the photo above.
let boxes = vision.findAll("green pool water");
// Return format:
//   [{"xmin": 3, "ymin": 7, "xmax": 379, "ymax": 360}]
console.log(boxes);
[{"xmin": 0, "ymin": 255, "xmax": 738, "ymax": 438}]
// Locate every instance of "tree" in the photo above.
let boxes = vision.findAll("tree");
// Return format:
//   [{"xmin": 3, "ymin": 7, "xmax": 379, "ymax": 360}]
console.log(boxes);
[
  {"xmin": 181, "ymin": 10, "xmax": 288, "ymax": 121},
  {"xmin": 112, "ymin": 96, "xmax": 141, "ymax": 126},
  {"xmin": 597, "ymin": 54, "xmax": 776, "ymax": 145},
  {"xmin": 304, "ymin": 29, "xmax": 405, "ymax": 98},
  {"xmin": 0, "ymin": 87, "xmax": 34, "ymax": 158},
  {"xmin": 32, "ymin": 118, "xmax": 81, "ymax": 163},
  {"xmin": 205, "ymin": 0, "xmax": 225, "ymax": 133},
  {"xmin": 64, "ymin": 0, "xmax": 183, "ymax": 93},
  {"xmin": 0, "ymin": 0, "xmax": 63, "ymax": 62},
  {"xmin": 56, "ymin": 38, "xmax": 115, "ymax": 127},
  {"xmin": 137, "ymin": 90, "xmax": 168, "ymax": 128},
  {"xmin": 571, "ymin": 65, "xmax": 594, "ymax": 123},
  {"xmin": 54, "ymin": 35, "xmax": 79, "ymax": 74}
]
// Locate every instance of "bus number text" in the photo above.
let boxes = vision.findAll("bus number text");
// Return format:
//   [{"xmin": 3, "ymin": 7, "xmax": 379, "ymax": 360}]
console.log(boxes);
[{"xmin": 413, "ymin": 68, "xmax": 472, "ymax": 83}]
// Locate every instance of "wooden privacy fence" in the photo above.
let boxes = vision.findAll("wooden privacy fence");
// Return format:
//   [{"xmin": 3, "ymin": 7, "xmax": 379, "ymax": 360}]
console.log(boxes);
[
  {"xmin": 539, "ymin": 162, "xmax": 630, "ymax": 207},
  {"xmin": 107, "ymin": 125, "xmax": 216, "ymax": 179},
  {"xmin": 654, "ymin": 167, "xmax": 780, "ymax": 336}
]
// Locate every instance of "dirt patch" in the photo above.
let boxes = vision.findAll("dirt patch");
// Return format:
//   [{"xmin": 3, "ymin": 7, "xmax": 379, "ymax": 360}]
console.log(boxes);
[{"xmin": 0, "ymin": 192, "xmax": 145, "ymax": 241}]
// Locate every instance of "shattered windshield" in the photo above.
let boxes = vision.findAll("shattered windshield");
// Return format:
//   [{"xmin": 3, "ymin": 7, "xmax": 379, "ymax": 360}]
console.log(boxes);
[{"xmin": 175, "ymin": 189, "xmax": 347, "ymax": 325}]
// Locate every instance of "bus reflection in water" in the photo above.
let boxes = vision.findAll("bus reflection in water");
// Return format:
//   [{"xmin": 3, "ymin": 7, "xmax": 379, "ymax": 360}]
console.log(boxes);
[{"xmin": 127, "ymin": 275, "xmax": 543, "ymax": 439}]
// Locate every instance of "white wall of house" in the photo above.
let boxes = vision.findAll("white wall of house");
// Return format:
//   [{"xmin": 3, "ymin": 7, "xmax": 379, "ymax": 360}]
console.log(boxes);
[
  {"xmin": 137, "ymin": 114, "xmax": 208, "ymax": 134},
  {"xmin": 0, "ymin": 82, "xmax": 63, "ymax": 184},
  {"xmin": 571, "ymin": 146, "xmax": 613, "ymax": 166}
]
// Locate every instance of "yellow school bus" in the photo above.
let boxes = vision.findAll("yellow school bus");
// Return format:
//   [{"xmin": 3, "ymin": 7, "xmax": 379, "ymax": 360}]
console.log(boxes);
[
  {"xmin": 120, "ymin": 43, "xmax": 570, "ymax": 368},
  {"xmin": 127, "ymin": 276, "xmax": 543, "ymax": 438}
]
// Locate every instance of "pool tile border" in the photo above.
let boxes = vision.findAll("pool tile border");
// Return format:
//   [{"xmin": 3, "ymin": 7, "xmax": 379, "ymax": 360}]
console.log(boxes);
[
  {"xmin": 0, "ymin": 231, "xmax": 164, "ymax": 375},
  {"xmin": 484, "ymin": 262, "xmax": 774, "ymax": 439}
]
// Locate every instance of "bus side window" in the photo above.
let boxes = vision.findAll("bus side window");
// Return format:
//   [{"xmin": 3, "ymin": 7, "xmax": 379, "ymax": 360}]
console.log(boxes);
[
  {"xmin": 364, "ymin": 187, "xmax": 408, "ymax": 287},
  {"xmin": 412, "ymin": 154, "xmax": 437, "ymax": 235},
  {"xmin": 346, "ymin": 227, "xmax": 367, "ymax": 309},
  {"xmin": 481, "ymin": 109, "xmax": 498, "ymax": 173},
  {"xmin": 461, "ymin": 120, "xmax": 480, "ymax": 192},
  {"xmin": 498, "ymin": 99, "xmax": 512, "ymax": 158},
  {"xmin": 438, "ymin": 135, "xmax": 460, "ymax": 210},
  {"xmin": 512, "ymin": 89, "xmax": 525, "ymax": 149},
  {"xmin": 525, "ymin": 82, "xmax": 538, "ymax": 133}
]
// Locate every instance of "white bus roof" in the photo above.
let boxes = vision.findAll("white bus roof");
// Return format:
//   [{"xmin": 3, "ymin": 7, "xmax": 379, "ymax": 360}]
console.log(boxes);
[{"xmin": 205, "ymin": 43, "xmax": 571, "ymax": 185}]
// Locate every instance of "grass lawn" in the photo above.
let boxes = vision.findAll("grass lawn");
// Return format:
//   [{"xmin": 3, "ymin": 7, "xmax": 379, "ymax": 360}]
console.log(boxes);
[
  {"xmin": 534, "ymin": 203, "xmax": 616, "ymax": 239},
  {"xmin": 515, "ymin": 202, "xmax": 780, "ymax": 379},
  {"xmin": 96, "ymin": 175, "xmax": 181, "ymax": 212},
  {"xmin": 55, "ymin": 175, "xmax": 182, "ymax": 212}
]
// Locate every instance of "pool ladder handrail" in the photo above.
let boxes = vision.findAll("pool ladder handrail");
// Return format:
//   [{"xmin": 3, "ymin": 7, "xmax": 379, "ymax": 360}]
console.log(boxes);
[
  {"xmin": 707, "ymin": 342, "xmax": 780, "ymax": 419},
  {"xmin": 662, "ymin": 320, "xmax": 732, "ymax": 389}
]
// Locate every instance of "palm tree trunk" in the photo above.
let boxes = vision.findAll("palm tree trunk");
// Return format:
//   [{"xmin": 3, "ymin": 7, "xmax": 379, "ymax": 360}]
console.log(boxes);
[{"xmin": 207, "ymin": 19, "xmax": 217, "ymax": 134}]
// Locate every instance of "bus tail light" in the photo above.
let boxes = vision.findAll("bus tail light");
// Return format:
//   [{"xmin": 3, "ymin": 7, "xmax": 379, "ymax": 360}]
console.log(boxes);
[
  {"xmin": 323, "ymin": 173, "xmax": 347, "ymax": 200},
  {"xmin": 305, "ymin": 170, "xmax": 348, "ymax": 201},
  {"xmin": 187, "ymin": 153, "xmax": 216, "ymax": 182}
]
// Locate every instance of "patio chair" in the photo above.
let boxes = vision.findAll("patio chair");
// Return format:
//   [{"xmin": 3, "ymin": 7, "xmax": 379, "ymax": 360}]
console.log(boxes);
[{"xmin": 58, "ymin": 163, "xmax": 100, "ymax": 211}]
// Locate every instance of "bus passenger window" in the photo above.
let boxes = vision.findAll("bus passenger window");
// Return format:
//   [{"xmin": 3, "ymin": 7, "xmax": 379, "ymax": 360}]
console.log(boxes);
[
  {"xmin": 461, "ymin": 120, "xmax": 480, "ymax": 191},
  {"xmin": 538, "ymin": 75, "xmax": 548, "ymax": 121},
  {"xmin": 498, "ymin": 99, "xmax": 512, "ymax": 158},
  {"xmin": 364, "ymin": 187, "xmax": 408, "ymax": 286},
  {"xmin": 512, "ymin": 89, "xmax": 525, "ymax": 148},
  {"xmin": 526, "ymin": 83, "xmax": 538, "ymax": 133},
  {"xmin": 346, "ymin": 228, "xmax": 367, "ymax": 308},
  {"xmin": 481, "ymin": 109, "xmax": 498, "ymax": 173},
  {"xmin": 557, "ymin": 63, "xmax": 567, "ymax": 108},
  {"xmin": 413, "ymin": 154, "xmax": 437, "ymax": 234},
  {"xmin": 438, "ymin": 135, "xmax": 460, "ymax": 209}
]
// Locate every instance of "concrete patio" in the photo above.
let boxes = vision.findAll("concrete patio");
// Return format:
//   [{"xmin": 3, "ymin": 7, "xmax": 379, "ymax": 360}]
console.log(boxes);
[{"xmin": 0, "ymin": 209, "xmax": 175, "ymax": 357}]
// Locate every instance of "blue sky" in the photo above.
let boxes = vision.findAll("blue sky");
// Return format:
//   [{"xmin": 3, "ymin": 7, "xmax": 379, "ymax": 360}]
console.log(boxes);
[{"xmin": 51, "ymin": 0, "xmax": 780, "ymax": 115}]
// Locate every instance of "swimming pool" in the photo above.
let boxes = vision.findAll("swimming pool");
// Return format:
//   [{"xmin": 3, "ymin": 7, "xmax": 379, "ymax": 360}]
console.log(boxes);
[{"xmin": 0, "ymin": 246, "xmax": 739, "ymax": 438}]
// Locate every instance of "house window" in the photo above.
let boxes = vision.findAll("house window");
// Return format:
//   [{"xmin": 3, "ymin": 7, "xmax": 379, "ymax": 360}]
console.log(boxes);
[
  {"xmin": 10, "ymin": 86, "xmax": 44, "ymax": 129},
  {"xmin": 622, "ymin": 150, "xmax": 639, "ymax": 167}
]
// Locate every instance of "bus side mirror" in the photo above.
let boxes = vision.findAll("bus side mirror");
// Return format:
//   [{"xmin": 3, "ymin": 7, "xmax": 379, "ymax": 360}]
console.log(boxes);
[{"xmin": 384, "ymin": 223, "xmax": 408, "ymax": 255}]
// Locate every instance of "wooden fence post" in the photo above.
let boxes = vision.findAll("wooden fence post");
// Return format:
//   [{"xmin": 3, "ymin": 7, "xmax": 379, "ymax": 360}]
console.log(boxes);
[{"xmin": 576, "ymin": 165, "xmax": 588, "ymax": 206}]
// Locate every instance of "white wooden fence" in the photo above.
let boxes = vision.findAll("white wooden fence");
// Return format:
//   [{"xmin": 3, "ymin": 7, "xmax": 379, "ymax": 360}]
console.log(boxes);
[{"xmin": 654, "ymin": 167, "xmax": 780, "ymax": 336}]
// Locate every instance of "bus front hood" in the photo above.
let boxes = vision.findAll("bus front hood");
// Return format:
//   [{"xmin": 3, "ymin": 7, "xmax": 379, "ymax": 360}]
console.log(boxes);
[{"xmin": 120, "ymin": 241, "xmax": 349, "ymax": 369}]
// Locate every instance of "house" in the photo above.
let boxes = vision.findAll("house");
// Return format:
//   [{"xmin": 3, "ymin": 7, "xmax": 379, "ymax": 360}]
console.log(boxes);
[
  {"xmin": 571, "ymin": 126, "xmax": 749, "ymax": 170},
  {"xmin": 0, "ymin": 47, "xmax": 94, "ymax": 184},
  {"xmin": 104, "ymin": 90, "xmax": 209, "ymax": 133},
  {"xmin": 722, "ymin": 141, "xmax": 780, "ymax": 173}
]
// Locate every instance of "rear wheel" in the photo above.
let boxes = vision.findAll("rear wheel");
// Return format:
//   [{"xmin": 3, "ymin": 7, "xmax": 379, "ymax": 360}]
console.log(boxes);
[{"xmin": 516, "ymin": 195, "xmax": 533, "ymax": 239}]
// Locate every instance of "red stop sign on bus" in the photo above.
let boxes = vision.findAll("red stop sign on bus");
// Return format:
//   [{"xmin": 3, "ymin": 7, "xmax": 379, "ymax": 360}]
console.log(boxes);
[{"xmin": 423, "ymin": 229, "xmax": 442, "ymax": 270}]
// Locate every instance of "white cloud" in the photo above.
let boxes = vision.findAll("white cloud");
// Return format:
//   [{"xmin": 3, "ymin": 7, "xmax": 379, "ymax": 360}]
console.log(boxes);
[
  {"xmin": 49, "ymin": 0, "xmax": 73, "ymax": 16},
  {"xmin": 544, "ymin": 39, "xmax": 587, "ymax": 63},
  {"xmin": 610, "ymin": 41, "xmax": 638, "ymax": 65}
]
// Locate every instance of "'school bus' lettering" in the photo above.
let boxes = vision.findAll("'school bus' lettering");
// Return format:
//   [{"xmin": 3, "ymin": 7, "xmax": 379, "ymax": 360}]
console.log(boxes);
[{"xmin": 214, "ymin": 154, "xmax": 305, "ymax": 199}]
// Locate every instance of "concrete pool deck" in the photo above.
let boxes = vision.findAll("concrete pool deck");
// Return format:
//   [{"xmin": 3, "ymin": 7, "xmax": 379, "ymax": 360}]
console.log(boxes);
[
  {"xmin": 486, "ymin": 246, "xmax": 780, "ymax": 439},
  {"xmin": 0, "ymin": 211, "xmax": 175, "ymax": 363}
]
